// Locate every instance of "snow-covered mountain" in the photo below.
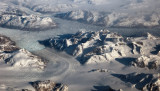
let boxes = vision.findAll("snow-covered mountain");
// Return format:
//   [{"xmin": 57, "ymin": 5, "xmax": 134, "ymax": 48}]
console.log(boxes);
[
  {"xmin": 10, "ymin": 0, "xmax": 77, "ymax": 13},
  {"xmin": 0, "ymin": 34, "xmax": 19, "ymax": 52},
  {"xmin": 112, "ymin": 72, "xmax": 160, "ymax": 90},
  {"xmin": 0, "ymin": 34, "xmax": 47, "ymax": 70},
  {"xmin": 0, "ymin": 14, "xmax": 57, "ymax": 31},
  {"xmin": 71, "ymin": 0, "xmax": 109, "ymax": 5},
  {"xmin": 0, "ymin": 0, "xmax": 160, "ymax": 28},
  {"xmin": 0, "ymin": 0, "xmax": 160, "ymax": 91},
  {"xmin": 31, "ymin": 80, "xmax": 68, "ymax": 91},
  {"xmin": 143, "ymin": 74, "xmax": 160, "ymax": 91},
  {"xmin": 0, "ymin": 2, "xmax": 57, "ymax": 31},
  {"xmin": 132, "ymin": 55, "xmax": 160, "ymax": 69},
  {"xmin": 55, "ymin": 10, "xmax": 160, "ymax": 27},
  {"xmin": 0, "ymin": 48, "xmax": 47, "ymax": 70},
  {"xmin": 0, "ymin": 7, "xmax": 56, "ymax": 31},
  {"xmin": 31, "ymin": 4, "xmax": 76, "ymax": 13},
  {"xmin": 40, "ymin": 30, "xmax": 125, "ymax": 64},
  {"xmin": 55, "ymin": 10, "xmax": 110, "ymax": 26},
  {"xmin": 39, "ymin": 30, "xmax": 160, "ymax": 66}
]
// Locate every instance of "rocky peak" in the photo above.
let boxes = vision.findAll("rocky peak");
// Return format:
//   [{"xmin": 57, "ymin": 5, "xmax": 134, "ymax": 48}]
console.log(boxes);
[
  {"xmin": 143, "ymin": 74, "xmax": 160, "ymax": 91},
  {"xmin": 39, "ymin": 29, "xmax": 160, "ymax": 64},
  {"xmin": 0, "ymin": 10, "xmax": 57, "ymax": 31},
  {"xmin": 0, "ymin": 34, "xmax": 19, "ymax": 52},
  {"xmin": 31, "ymin": 80, "xmax": 68, "ymax": 91},
  {"xmin": 132, "ymin": 55, "xmax": 160, "ymax": 69},
  {"xmin": 40, "ymin": 30, "xmax": 135, "ymax": 64},
  {"xmin": 0, "ymin": 48, "xmax": 47, "ymax": 70},
  {"xmin": 3, "ymin": 7, "xmax": 27, "ymax": 16},
  {"xmin": 147, "ymin": 33, "xmax": 157, "ymax": 40}
]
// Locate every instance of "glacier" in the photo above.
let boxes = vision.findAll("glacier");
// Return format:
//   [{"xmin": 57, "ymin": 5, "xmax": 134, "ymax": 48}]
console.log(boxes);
[{"xmin": 0, "ymin": 0, "xmax": 160, "ymax": 91}]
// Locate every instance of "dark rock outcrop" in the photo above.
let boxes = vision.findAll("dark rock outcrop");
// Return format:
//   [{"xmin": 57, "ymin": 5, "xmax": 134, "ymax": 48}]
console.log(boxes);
[{"xmin": 30, "ymin": 80, "xmax": 68, "ymax": 91}]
